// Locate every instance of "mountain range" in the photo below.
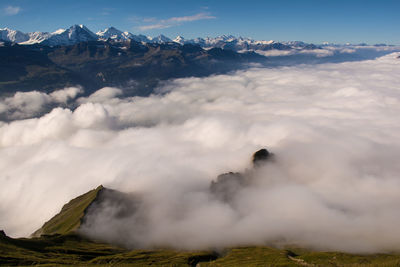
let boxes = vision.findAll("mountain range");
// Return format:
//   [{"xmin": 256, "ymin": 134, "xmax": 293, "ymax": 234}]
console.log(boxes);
[
  {"xmin": 0, "ymin": 24, "xmax": 319, "ymax": 51},
  {"xmin": 1, "ymin": 24, "xmax": 395, "ymax": 99},
  {"xmin": 0, "ymin": 37, "xmax": 265, "ymax": 97}
]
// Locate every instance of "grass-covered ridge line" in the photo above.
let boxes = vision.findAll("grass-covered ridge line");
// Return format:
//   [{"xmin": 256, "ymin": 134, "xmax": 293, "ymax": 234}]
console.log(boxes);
[
  {"xmin": 31, "ymin": 185, "xmax": 104, "ymax": 237},
  {"xmin": 3, "ymin": 185, "xmax": 400, "ymax": 266}
]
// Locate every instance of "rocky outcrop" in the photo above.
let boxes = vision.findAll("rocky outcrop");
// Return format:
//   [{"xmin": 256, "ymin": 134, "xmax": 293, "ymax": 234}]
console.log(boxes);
[{"xmin": 210, "ymin": 148, "xmax": 274, "ymax": 203}]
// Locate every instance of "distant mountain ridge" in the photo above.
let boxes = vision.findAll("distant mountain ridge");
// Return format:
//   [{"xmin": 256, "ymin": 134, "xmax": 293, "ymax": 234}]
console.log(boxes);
[
  {"xmin": 0, "ymin": 38, "xmax": 266, "ymax": 97},
  {"xmin": 1, "ymin": 25, "xmax": 395, "ymax": 98},
  {"xmin": 1, "ymin": 24, "xmax": 320, "ymax": 51}
]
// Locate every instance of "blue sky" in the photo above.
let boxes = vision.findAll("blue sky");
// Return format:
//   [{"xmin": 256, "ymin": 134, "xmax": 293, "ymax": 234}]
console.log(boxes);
[{"xmin": 1, "ymin": 0, "xmax": 399, "ymax": 44}]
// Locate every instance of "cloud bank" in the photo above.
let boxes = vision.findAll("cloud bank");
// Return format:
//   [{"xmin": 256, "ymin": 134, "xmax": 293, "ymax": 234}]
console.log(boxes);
[
  {"xmin": 1, "ymin": 53, "xmax": 400, "ymax": 253},
  {"xmin": 0, "ymin": 87, "xmax": 82, "ymax": 120}
]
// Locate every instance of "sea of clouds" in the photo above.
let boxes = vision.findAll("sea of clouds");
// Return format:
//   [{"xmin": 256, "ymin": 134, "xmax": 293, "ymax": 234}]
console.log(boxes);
[{"xmin": 1, "ymin": 52, "xmax": 400, "ymax": 253}]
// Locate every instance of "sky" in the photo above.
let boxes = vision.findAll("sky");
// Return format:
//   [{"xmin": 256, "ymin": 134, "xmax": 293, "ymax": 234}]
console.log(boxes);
[{"xmin": 1, "ymin": 0, "xmax": 399, "ymax": 44}]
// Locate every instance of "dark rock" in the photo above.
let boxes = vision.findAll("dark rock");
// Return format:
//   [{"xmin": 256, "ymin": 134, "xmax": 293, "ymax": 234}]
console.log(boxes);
[
  {"xmin": 87, "ymin": 187, "xmax": 140, "ymax": 219},
  {"xmin": 252, "ymin": 148, "xmax": 272, "ymax": 167},
  {"xmin": 210, "ymin": 172, "xmax": 246, "ymax": 202},
  {"xmin": 210, "ymin": 148, "xmax": 274, "ymax": 203},
  {"xmin": 0, "ymin": 230, "xmax": 6, "ymax": 237}
]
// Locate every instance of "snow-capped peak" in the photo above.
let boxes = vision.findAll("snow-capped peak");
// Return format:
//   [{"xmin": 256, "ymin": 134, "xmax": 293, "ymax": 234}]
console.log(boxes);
[
  {"xmin": 97, "ymin": 26, "xmax": 127, "ymax": 40},
  {"xmin": 97, "ymin": 27, "xmax": 120, "ymax": 36},
  {"xmin": 68, "ymin": 24, "xmax": 96, "ymax": 37},
  {"xmin": 150, "ymin": 34, "xmax": 172, "ymax": 43},
  {"xmin": 0, "ymin": 27, "xmax": 29, "ymax": 43},
  {"xmin": 254, "ymin": 40, "xmax": 275, "ymax": 45},
  {"xmin": 36, "ymin": 24, "xmax": 98, "ymax": 46},
  {"xmin": 0, "ymin": 25, "xmax": 323, "ymax": 53},
  {"xmin": 173, "ymin": 35, "xmax": 186, "ymax": 44},
  {"xmin": 53, "ymin": 28, "xmax": 66, "ymax": 34}
]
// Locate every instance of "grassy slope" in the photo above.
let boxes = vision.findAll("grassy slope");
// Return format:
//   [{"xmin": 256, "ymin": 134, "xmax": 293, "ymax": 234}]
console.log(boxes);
[
  {"xmin": 0, "ymin": 232, "xmax": 125, "ymax": 266},
  {"xmin": 4, "ymin": 186, "xmax": 400, "ymax": 266},
  {"xmin": 32, "ymin": 185, "xmax": 103, "ymax": 237},
  {"xmin": 2, "ymin": 238, "xmax": 400, "ymax": 267}
]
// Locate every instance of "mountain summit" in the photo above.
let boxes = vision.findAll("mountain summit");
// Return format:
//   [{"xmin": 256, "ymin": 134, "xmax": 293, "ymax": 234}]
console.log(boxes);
[
  {"xmin": 40, "ymin": 24, "xmax": 98, "ymax": 46},
  {"xmin": 97, "ymin": 26, "xmax": 131, "ymax": 41},
  {"xmin": 0, "ymin": 28, "xmax": 29, "ymax": 43}
]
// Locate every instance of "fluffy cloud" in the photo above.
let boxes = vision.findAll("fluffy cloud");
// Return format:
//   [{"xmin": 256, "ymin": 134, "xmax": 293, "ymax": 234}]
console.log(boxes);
[
  {"xmin": 253, "ymin": 45, "xmax": 392, "ymax": 58},
  {"xmin": 1, "ymin": 53, "xmax": 400, "ymax": 253},
  {"xmin": 0, "ymin": 87, "xmax": 82, "ymax": 120}
]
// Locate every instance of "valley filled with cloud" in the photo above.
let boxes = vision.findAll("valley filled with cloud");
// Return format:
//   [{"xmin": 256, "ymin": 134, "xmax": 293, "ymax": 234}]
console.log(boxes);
[{"xmin": 1, "ymin": 51, "xmax": 400, "ymax": 253}]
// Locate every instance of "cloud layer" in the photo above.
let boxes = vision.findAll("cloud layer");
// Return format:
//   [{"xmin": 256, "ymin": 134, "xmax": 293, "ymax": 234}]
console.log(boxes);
[
  {"xmin": 1, "ymin": 53, "xmax": 400, "ymax": 253},
  {"xmin": 0, "ymin": 87, "xmax": 82, "ymax": 120}
]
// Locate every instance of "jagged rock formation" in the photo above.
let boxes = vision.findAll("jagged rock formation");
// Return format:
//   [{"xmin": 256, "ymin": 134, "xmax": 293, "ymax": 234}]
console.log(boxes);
[
  {"xmin": 210, "ymin": 172, "xmax": 246, "ymax": 202},
  {"xmin": 252, "ymin": 148, "xmax": 273, "ymax": 167},
  {"xmin": 210, "ymin": 148, "xmax": 273, "ymax": 202}
]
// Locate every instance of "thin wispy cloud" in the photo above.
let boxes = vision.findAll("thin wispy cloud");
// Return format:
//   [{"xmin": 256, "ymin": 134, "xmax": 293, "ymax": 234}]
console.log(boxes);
[
  {"xmin": 139, "ymin": 24, "xmax": 170, "ymax": 31},
  {"xmin": 3, "ymin": 5, "xmax": 21, "ymax": 15},
  {"xmin": 168, "ymin": 12, "xmax": 215, "ymax": 22},
  {"xmin": 137, "ymin": 12, "xmax": 216, "ymax": 31}
]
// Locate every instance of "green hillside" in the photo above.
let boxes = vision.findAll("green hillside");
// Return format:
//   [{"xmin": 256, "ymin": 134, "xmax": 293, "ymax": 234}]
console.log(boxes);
[
  {"xmin": 2, "ymin": 232, "xmax": 400, "ymax": 267},
  {"xmin": 2, "ymin": 185, "xmax": 400, "ymax": 266},
  {"xmin": 31, "ymin": 185, "xmax": 104, "ymax": 237}
]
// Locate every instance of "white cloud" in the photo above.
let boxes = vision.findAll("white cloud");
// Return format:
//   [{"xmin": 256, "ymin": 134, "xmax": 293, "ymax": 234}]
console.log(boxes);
[
  {"xmin": 253, "ymin": 46, "xmax": 358, "ymax": 57},
  {"xmin": 1, "ymin": 53, "xmax": 400, "ymax": 253},
  {"xmin": 138, "ymin": 24, "xmax": 170, "ymax": 31},
  {"xmin": 168, "ymin": 12, "xmax": 216, "ymax": 23},
  {"xmin": 77, "ymin": 87, "xmax": 122, "ymax": 104},
  {"xmin": 4, "ymin": 5, "xmax": 21, "ymax": 15},
  {"xmin": 137, "ymin": 12, "xmax": 216, "ymax": 31},
  {"xmin": 0, "ymin": 87, "xmax": 82, "ymax": 120}
]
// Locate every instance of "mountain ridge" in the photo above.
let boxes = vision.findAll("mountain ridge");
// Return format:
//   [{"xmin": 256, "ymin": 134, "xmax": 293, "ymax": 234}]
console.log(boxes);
[
  {"xmin": 31, "ymin": 185, "xmax": 104, "ymax": 237},
  {"xmin": 0, "ymin": 39, "xmax": 266, "ymax": 96},
  {"xmin": 1, "ymin": 25, "xmax": 392, "ymax": 50},
  {"xmin": 1, "ymin": 24, "xmax": 320, "ymax": 51}
]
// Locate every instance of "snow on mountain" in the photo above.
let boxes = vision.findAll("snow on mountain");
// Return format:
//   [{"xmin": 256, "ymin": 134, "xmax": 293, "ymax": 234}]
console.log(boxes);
[
  {"xmin": 0, "ymin": 28, "xmax": 29, "ymax": 43},
  {"xmin": 97, "ymin": 27, "xmax": 130, "ymax": 41},
  {"xmin": 149, "ymin": 34, "xmax": 172, "ymax": 43},
  {"xmin": 17, "ymin": 25, "xmax": 98, "ymax": 46},
  {"xmin": 20, "ymin": 31, "xmax": 52, "ymax": 45},
  {"xmin": 1, "ymin": 25, "xmax": 325, "ymax": 51},
  {"xmin": 40, "ymin": 24, "xmax": 98, "ymax": 46},
  {"xmin": 173, "ymin": 35, "xmax": 186, "ymax": 45},
  {"xmin": 129, "ymin": 34, "xmax": 151, "ymax": 43},
  {"xmin": 96, "ymin": 27, "xmax": 152, "ymax": 43},
  {"xmin": 170, "ymin": 35, "xmax": 291, "ymax": 51}
]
